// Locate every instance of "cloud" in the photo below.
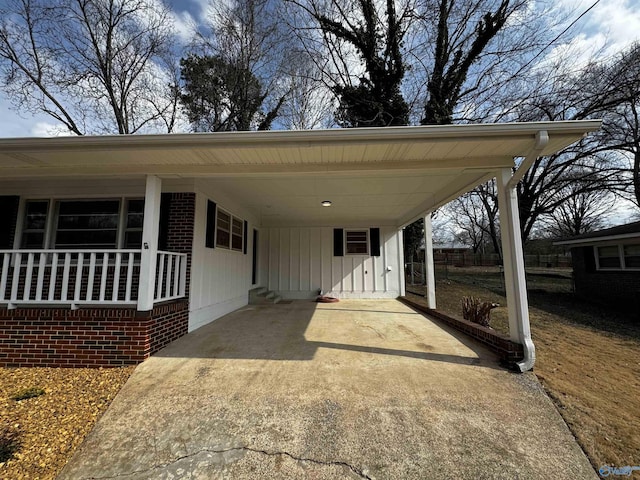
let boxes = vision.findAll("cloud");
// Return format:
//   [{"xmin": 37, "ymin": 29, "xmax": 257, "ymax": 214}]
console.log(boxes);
[
  {"xmin": 170, "ymin": 9, "xmax": 197, "ymax": 44},
  {"xmin": 555, "ymin": 0, "xmax": 640, "ymax": 56},
  {"xmin": 30, "ymin": 122, "xmax": 75, "ymax": 137}
]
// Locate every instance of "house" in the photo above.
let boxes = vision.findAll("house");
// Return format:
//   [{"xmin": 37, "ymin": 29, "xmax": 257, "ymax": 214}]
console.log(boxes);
[
  {"xmin": 0, "ymin": 121, "xmax": 600, "ymax": 372},
  {"xmin": 554, "ymin": 221, "xmax": 640, "ymax": 310}
]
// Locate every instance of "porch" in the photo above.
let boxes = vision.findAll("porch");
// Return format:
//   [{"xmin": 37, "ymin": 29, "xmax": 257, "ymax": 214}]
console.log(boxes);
[{"xmin": 0, "ymin": 249, "xmax": 187, "ymax": 310}]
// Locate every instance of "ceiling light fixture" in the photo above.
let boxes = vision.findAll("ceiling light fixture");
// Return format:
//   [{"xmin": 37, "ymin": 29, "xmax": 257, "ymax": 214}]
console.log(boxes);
[{"xmin": 321, "ymin": 200, "xmax": 332, "ymax": 207}]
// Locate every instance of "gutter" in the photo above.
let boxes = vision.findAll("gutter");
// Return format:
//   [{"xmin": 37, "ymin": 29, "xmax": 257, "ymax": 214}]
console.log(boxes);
[
  {"xmin": 554, "ymin": 232, "xmax": 640, "ymax": 246},
  {"xmin": 0, "ymin": 120, "xmax": 603, "ymax": 152}
]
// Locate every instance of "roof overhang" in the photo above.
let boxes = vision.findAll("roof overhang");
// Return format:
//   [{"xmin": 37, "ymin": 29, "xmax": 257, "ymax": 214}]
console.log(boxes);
[
  {"xmin": 554, "ymin": 232, "xmax": 640, "ymax": 247},
  {"xmin": 0, "ymin": 120, "xmax": 602, "ymax": 227}
]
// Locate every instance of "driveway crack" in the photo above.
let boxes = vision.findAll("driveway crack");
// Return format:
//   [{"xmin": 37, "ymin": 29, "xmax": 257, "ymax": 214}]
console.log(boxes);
[
  {"xmin": 77, "ymin": 445, "xmax": 373, "ymax": 480},
  {"xmin": 244, "ymin": 446, "xmax": 373, "ymax": 479}
]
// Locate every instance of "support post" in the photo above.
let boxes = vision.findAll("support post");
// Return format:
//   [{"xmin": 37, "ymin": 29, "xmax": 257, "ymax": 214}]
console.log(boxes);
[
  {"xmin": 398, "ymin": 228, "xmax": 406, "ymax": 296},
  {"xmin": 496, "ymin": 168, "xmax": 535, "ymax": 371},
  {"xmin": 138, "ymin": 175, "xmax": 162, "ymax": 311},
  {"xmin": 423, "ymin": 213, "xmax": 436, "ymax": 309}
]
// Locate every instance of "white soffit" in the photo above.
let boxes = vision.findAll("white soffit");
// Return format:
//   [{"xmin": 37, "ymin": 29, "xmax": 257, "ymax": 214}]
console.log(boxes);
[
  {"xmin": 0, "ymin": 121, "xmax": 601, "ymax": 227},
  {"xmin": 0, "ymin": 120, "xmax": 601, "ymax": 178}
]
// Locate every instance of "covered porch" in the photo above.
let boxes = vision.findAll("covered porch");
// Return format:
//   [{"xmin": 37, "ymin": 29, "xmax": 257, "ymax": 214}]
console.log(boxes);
[{"xmin": 0, "ymin": 121, "xmax": 600, "ymax": 369}]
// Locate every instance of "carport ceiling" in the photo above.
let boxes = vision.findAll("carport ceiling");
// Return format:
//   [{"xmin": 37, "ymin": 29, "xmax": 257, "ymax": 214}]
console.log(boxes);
[
  {"xmin": 0, "ymin": 120, "xmax": 601, "ymax": 227},
  {"xmin": 197, "ymin": 170, "xmax": 489, "ymax": 227}
]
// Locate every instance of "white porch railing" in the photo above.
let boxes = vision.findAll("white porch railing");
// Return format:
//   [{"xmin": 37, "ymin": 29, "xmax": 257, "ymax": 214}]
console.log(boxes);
[{"xmin": 0, "ymin": 249, "xmax": 187, "ymax": 309}]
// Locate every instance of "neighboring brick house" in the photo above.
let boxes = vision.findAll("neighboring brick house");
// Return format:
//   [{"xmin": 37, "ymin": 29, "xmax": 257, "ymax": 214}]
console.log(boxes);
[{"xmin": 555, "ymin": 221, "xmax": 640, "ymax": 311}]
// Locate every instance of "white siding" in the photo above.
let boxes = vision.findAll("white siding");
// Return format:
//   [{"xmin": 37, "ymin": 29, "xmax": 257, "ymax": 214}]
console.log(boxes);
[
  {"xmin": 262, "ymin": 226, "xmax": 402, "ymax": 299},
  {"xmin": 189, "ymin": 184, "xmax": 258, "ymax": 331}
]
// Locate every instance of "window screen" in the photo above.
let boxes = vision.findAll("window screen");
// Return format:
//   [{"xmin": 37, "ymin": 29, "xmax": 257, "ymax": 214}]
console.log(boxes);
[
  {"xmin": 21, "ymin": 200, "xmax": 49, "ymax": 248},
  {"xmin": 231, "ymin": 217, "xmax": 243, "ymax": 251},
  {"xmin": 54, "ymin": 200, "xmax": 120, "ymax": 248},
  {"xmin": 124, "ymin": 199, "xmax": 144, "ymax": 248},
  {"xmin": 345, "ymin": 230, "xmax": 369, "ymax": 255},
  {"xmin": 216, "ymin": 209, "xmax": 231, "ymax": 248}
]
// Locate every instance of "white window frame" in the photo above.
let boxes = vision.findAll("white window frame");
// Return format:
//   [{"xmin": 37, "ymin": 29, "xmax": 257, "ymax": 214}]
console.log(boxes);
[
  {"xmin": 594, "ymin": 243, "xmax": 640, "ymax": 271},
  {"xmin": 345, "ymin": 229, "xmax": 370, "ymax": 256},
  {"xmin": 215, "ymin": 207, "xmax": 244, "ymax": 253}
]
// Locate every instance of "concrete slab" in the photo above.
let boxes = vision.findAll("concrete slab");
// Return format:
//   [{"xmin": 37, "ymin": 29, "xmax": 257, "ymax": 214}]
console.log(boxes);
[{"xmin": 59, "ymin": 299, "xmax": 597, "ymax": 480}]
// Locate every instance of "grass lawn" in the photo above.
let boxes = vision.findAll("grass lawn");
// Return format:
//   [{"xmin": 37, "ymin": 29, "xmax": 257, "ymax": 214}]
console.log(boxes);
[{"xmin": 407, "ymin": 266, "xmax": 640, "ymax": 473}]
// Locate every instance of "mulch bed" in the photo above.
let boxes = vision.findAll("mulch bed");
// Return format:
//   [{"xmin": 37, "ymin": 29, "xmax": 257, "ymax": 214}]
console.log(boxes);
[{"xmin": 0, "ymin": 366, "xmax": 134, "ymax": 479}]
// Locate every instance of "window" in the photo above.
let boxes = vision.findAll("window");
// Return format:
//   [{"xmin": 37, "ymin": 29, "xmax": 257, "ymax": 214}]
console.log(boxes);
[
  {"xmin": 19, "ymin": 198, "xmax": 145, "ymax": 250},
  {"xmin": 595, "ymin": 243, "xmax": 640, "ymax": 270},
  {"xmin": 596, "ymin": 245, "xmax": 621, "ymax": 269},
  {"xmin": 21, "ymin": 200, "xmax": 49, "ymax": 248},
  {"xmin": 214, "ymin": 207, "xmax": 244, "ymax": 251},
  {"xmin": 624, "ymin": 244, "xmax": 640, "ymax": 268},
  {"xmin": 216, "ymin": 209, "xmax": 231, "ymax": 248},
  {"xmin": 124, "ymin": 199, "xmax": 144, "ymax": 248},
  {"xmin": 231, "ymin": 218, "xmax": 243, "ymax": 251},
  {"xmin": 345, "ymin": 230, "xmax": 369, "ymax": 255},
  {"xmin": 55, "ymin": 200, "xmax": 120, "ymax": 248}
]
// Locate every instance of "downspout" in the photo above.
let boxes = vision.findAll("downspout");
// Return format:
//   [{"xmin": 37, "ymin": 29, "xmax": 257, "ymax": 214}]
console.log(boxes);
[{"xmin": 504, "ymin": 130, "xmax": 548, "ymax": 373}]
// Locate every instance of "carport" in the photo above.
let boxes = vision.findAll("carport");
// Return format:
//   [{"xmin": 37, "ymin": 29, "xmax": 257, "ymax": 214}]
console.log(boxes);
[
  {"xmin": 59, "ymin": 299, "xmax": 597, "ymax": 479},
  {"xmin": 0, "ymin": 120, "xmax": 600, "ymax": 371}
]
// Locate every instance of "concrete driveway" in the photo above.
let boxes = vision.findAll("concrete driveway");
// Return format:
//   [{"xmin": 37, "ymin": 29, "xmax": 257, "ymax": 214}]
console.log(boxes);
[{"xmin": 59, "ymin": 299, "xmax": 596, "ymax": 480}]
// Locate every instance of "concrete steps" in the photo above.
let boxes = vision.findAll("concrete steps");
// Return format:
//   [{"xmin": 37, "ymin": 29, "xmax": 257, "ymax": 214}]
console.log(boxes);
[{"xmin": 249, "ymin": 287, "xmax": 282, "ymax": 305}]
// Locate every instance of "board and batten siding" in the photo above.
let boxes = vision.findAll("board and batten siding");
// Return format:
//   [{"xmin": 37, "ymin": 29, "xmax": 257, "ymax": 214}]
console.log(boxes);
[
  {"xmin": 189, "ymin": 185, "xmax": 258, "ymax": 331},
  {"xmin": 259, "ymin": 227, "xmax": 402, "ymax": 299}
]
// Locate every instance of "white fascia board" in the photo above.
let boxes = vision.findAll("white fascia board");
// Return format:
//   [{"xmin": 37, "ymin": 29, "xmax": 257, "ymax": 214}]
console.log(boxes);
[
  {"xmin": 554, "ymin": 232, "xmax": 640, "ymax": 247},
  {"xmin": 0, "ymin": 120, "xmax": 602, "ymax": 151}
]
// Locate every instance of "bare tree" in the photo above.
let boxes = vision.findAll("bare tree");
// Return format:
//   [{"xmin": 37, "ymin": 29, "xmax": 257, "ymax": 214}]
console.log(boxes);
[
  {"xmin": 598, "ymin": 43, "xmax": 640, "ymax": 209},
  {"xmin": 419, "ymin": 0, "xmax": 533, "ymax": 125},
  {"xmin": 278, "ymin": 54, "xmax": 336, "ymax": 130},
  {"xmin": 505, "ymin": 52, "xmax": 635, "ymax": 241},
  {"xmin": 286, "ymin": 0, "xmax": 414, "ymax": 127},
  {"xmin": 189, "ymin": 0, "xmax": 290, "ymax": 131},
  {"xmin": 0, "ymin": 0, "xmax": 180, "ymax": 135},
  {"xmin": 541, "ymin": 177, "xmax": 616, "ymax": 238},
  {"xmin": 448, "ymin": 180, "xmax": 500, "ymax": 253}
]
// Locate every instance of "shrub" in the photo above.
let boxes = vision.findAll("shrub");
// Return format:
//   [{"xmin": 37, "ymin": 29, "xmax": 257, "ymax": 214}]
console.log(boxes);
[
  {"xmin": 462, "ymin": 296, "xmax": 499, "ymax": 327},
  {"xmin": 12, "ymin": 387, "xmax": 45, "ymax": 401}
]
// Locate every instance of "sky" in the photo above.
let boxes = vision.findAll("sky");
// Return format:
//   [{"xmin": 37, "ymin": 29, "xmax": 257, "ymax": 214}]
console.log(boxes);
[{"xmin": 1, "ymin": 0, "xmax": 640, "ymax": 138}]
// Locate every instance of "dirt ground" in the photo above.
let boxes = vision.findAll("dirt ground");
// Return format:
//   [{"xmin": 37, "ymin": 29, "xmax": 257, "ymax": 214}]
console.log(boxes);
[
  {"xmin": 406, "ymin": 266, "xmax": 640, "ymax": 474},
  {"xmin": 0, "ymin": 366, "xmax": 134, "ymax": 479}
]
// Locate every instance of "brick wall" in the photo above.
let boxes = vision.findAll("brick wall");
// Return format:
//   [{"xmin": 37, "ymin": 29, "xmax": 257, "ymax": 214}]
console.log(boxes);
[
  {"xmin": 0, "ymin": 300, "xmax": 188, "ymax": 368},
  {"xmin": 572, "ymin": 246, "xmax": 640, "ymax": 312},
  {"xmin": 165, "ymin": 193, "xmax": 196, "ymax": 297},
  {"xmin": 399, "ymin": 297, "xmax": 524, "ymax": 366},
  {"xmin": 0, "ymin": 192, "xmax": 196, "ymax": 368}
]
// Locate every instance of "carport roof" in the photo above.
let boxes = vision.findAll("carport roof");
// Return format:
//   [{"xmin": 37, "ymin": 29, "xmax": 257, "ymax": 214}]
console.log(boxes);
[{"xmin": 0, "ymin": 120, "xmax": 601, "ymax": 227}]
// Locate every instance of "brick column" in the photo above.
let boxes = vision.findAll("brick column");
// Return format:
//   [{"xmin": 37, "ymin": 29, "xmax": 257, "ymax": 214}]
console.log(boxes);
[{"xmin": 165, "ymin": 193, "xmax": 196, "ymax": 297}]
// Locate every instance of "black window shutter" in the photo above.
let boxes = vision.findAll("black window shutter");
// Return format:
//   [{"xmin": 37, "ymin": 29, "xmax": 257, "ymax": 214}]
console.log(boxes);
[
  {"xmin": 158, "ymin": 193, "xmax": 171, "ymax": 251},
  {"xmin": 370, "ymin": 228, "xmax": 381, "ymax": 257},
  {"xmin": 583, "ymin": 246, "xmax": 596, "ymax": 273},
  {"xmin": 205, "ymin": 200, "xmax": 217, "ymax": 248},
  {"xmin": 243, "ymin": 220, "xmax": 248, "ymax": 254},
  {"xmin": 0, "ymin": 196, "xmax": 19, "ymax": 249},
  {"xmin": 333, "ymin": 228, "xmax": 344, "ymax": 256}
]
